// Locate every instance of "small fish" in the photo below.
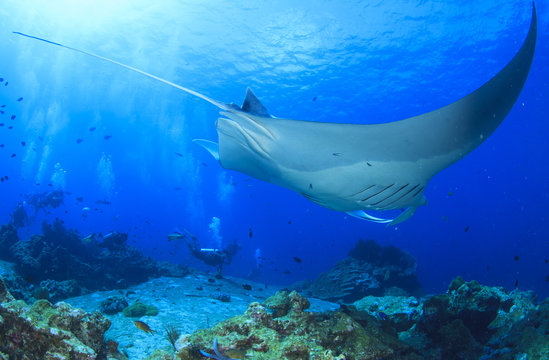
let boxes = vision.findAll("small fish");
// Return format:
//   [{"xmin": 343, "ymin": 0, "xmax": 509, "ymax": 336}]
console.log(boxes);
[
  {"xmin": 3, "ymin": 176, "xmax": 7, "ymax": 181},
  {"xmin": 225, "ymin": 349, "xmax": 247, "ymax": 359},
  {"xmin": 0, "ymin": 78, "xmax": 3, "ymax": 82},
  {"xmin": 248, "ymin": 228, "xmax": 253, "ymax": 238},
  {"xmin": 0, "ymin": 178, "xmax": 3, "ymax": 182},
  {"xmin": 448, "ymin": 191, "xmax": 453, "ymax": 196},
  {"xmin": 167, "ymin": 232, "xmax": 185, "ymax": 241},
  {"xmin": 10, "ymin": 153, "xmax": 16, "ymax": 158},
  {"xmin": 293, "ymin": 256, "xmax": 302, "ymax": 263},
  {"xmin": 17, "ymin": 97, "xmax": 23, "ymax": 102},
  {"xmin": 464, "ymin": 226, "xmax": 470, "ymax": 232},
  {"xmin": 545, "ymin": 275, "xmax": 549, "ymax": 282},
  {"xmin": 10, "ymin": 115, "xmax": 16, "ymax": 120},
  {"xmin": 545, "ymin": 259, "xmax": 548, "ymax": 264},
  {"xmin": 332, "ymin": 152, "xmax": 342, "ymax": 156},
  {"xmin": 312, "ymin": 96, "xmax": 317, "ymax": 101},
  {"xmin": 283, "ymin": 269, "xmax": 291, "ymax": 275},
  {"xmin": 0, "ymin": 111, "xmax": 4, "ymax": 114},
  {"xmin": 514, "ymin": 279, "xmax": 519, "ymax": 288},
  {"xmin": 0, "ymin": 123, "xmax": 3, "ymax": 126},
  {"xmin": 8, "ymin": 126, "xmax": 12, "ymax": 130},
  {"xmin": 104, "ymin": 135, "xmax": 112, "ymax": 140},
  {"xmin": 514, "ymin": 255, "xmax": 520, "ymax": 261},
  {"xmin": 76, "ymin": 196, "xmax": 84, "ymax": 202},
  {"xmin": 366, "ymin": 162, "xmax": 372, "ymax": 167},
  {"xmin": 76, "ymin": 138, "xmax": 83, "ymax": 144},
  {"xmin": 134, "ymin": 320, "xmax": 154, "ymax": 334},
  {"xmin": 287, "ymin": 220, "xmax": 292, "ymax": 224},
  {"xmin": 4, "ymin": 82, "xmax": 8, "ymax": 86},
  {"xmin": 242, "ymin": 284, "xmax": 252, "ymax": 291},
  {"xmin": 1, "ymin": 104, "xmax": 4, "ymax": 107},
  {"xmin": 89, "ymin": 126, "xmax": 96, "ymax": 132},
  {"xmin": 377, "ymin": 311, "xmax": 388, "ymax": 321},
  {"xmin": 175, "ymin": 152, "xmax": 184, "ymax": 157},
  {"xmin": 21, "ymin": 141, "xmax": 26, "ymax": 147}
]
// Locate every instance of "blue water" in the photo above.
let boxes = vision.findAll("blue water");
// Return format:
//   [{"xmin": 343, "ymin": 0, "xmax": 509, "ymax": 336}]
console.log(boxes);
[{"xmin": 1, "ymin": 1, "xmax": 548, "ymax": 299}]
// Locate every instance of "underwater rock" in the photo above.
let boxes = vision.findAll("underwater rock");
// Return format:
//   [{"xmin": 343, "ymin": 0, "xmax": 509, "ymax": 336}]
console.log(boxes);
[
  {"xmin": 0, "ymin": 261, "xmax": 33, "ymax": 302},
  {"xmin": 100, "ymin": 296, "xmax": 129, "ymax": 315},
  {"xmin": 213, "ymin": 293, "xmax": 231, "ymax": 303},
  {"xmin": 486, "ymin": 297, "xmax": 549, "ymax": 359},
  {"xmin": 0, "ymin": 278, "xmax": 113, "ymax": 359},
  {"xmin": 411, "ymin": 277, "xmax": 547, "ymax": 359},
  {"xmin": 421, "ymin": 277, "xmax": 505, "ymax": 342},
  {"xmin": 0, "ymin": 223, "xmax": 18, "ymax": 260},
  {"xmin": 436, "ymin": 319, "xmax": 482, "ymax": 360},
  {"xmin": 301, "ymin": 239, "xmax": 422, "ymax": 302},
  {"xmin": 176, "ymin": 290, "xmax": 421, "ymax": 360},
  {"xmin": 2, "ymin": 218, "xmax": 190, "ymax": 300},
  {"xmin": 39, "ymin": 279, "xmax": 82, "ymax": 303},
  {"xmin": 353, "ymin": 295, "xmax": 422, "ymax": 332}
]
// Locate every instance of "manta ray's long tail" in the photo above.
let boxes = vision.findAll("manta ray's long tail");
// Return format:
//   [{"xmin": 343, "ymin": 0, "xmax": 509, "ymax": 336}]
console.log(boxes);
[{"xmin": 13, "ymin": 31, "xmax": 228, "ymax": 111}]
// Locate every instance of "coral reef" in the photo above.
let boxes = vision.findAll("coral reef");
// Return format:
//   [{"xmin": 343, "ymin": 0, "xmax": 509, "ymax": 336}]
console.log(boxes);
[
  {"xmin": 175, "ymin": 290, "xmax": 422, "ymax": 360},
  {"xmin": 0, "ymin": 223, "xmax": 18, "ymax": 259},
  {"xmin": 395, "ymin": 277, "xmax": 542, "ymax": 360},
  {"xmin": 0, "ymin": 218, "xmax": 190, "ymax": 302},
  {"xmin": 0, "ymin": 278, "xmax": 120, "ymax": 359},
  {"xmin": 296, "ymin": 239, "xmax": 422, "ymax": 302},
  {"xmin": 166, "ymin": 278, "xmax": 546, "ymax": 360},
  {"xmin": 0, "ymin": 260, "xmax": 33, "ymax": 303}
]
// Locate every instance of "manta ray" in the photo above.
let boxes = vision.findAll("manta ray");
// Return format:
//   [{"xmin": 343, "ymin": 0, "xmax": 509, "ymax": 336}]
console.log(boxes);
[{"xmin": 14, "ymin": 5, "xmax": 537, "ymax": 225}]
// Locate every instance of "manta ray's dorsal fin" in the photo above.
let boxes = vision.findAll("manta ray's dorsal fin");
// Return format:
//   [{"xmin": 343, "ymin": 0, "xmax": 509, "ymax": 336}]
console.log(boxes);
[
  {"xmin": 12, "ymin": 32, "xmax": 230, "ymax": 112},
  {"xmin": 242, "ymin": 88, "xmax": 271, "ymax": 117}
]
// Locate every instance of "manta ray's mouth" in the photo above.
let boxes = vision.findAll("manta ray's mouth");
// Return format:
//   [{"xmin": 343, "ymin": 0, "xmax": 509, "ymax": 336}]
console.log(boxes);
[{"xmin": 216, "ymin": 112, "xmax": 273, "ymax": 160}]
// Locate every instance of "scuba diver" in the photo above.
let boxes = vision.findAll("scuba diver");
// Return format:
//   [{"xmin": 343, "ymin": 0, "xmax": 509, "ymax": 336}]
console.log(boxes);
[{"xmin": 181, "ymin": 231, "xmax": 241, "ymax": 275}]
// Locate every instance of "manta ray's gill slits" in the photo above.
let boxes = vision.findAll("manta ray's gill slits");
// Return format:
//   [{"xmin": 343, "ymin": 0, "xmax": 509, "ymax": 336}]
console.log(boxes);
[
  {"xmin": 360, "ymin": 184, "xmax": 396, "ymax": 203},
  {"xmin": 361, "ymin": 183, "xmax": 421, "ymax": 207},
  {"xmin": 301, "ymin": 192, "xmax": 327, "ymax": 206},
  {"xmin": 379, "ymin": 184, "xmax": 420, "ymax": 207},
  {"xmin": 409, "ymin": 186, "xmax": 425, "ymax": 202},
  {"xmin": 349, "ymin": 184, "xmax": 377, "ymax": 198},
  {"xmin": 370, "ymin": 184, "xmax": 411, "ymax": 206}
]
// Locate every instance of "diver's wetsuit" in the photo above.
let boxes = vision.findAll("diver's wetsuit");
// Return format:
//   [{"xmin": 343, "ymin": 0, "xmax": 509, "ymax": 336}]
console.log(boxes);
[{"xmin": 184, "ymin": 237, "xmax": 227, "ymax": 273}]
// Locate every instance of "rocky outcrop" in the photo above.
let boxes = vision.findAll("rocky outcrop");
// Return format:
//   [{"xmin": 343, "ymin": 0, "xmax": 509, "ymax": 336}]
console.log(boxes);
[
  {"xmin": 0, "ymin": 223, "xmax": 18, "ymax": 261},
  {"xmin": 173, "ymin": 290, "xmax": 422, "ymax": 360},
  {"xmin": 0, "ymin": 278, "xmax": 117, "ymax": 360},
  {"xmin": 297, "ymin": 239, "xmax": 422, "ymax": 302},
  {"xmin": 0, "ymin": 218, "xmax": 190, "ymax": 302},
  {"xmin": 397, "ymin": 277, "xmax": 540, "ymax": 360}
]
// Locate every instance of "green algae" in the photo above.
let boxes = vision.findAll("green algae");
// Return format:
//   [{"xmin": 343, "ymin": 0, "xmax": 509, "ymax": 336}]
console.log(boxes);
[{"xmin": 123, "ymin": 301, "xmax": 159, "ymax": 317}]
